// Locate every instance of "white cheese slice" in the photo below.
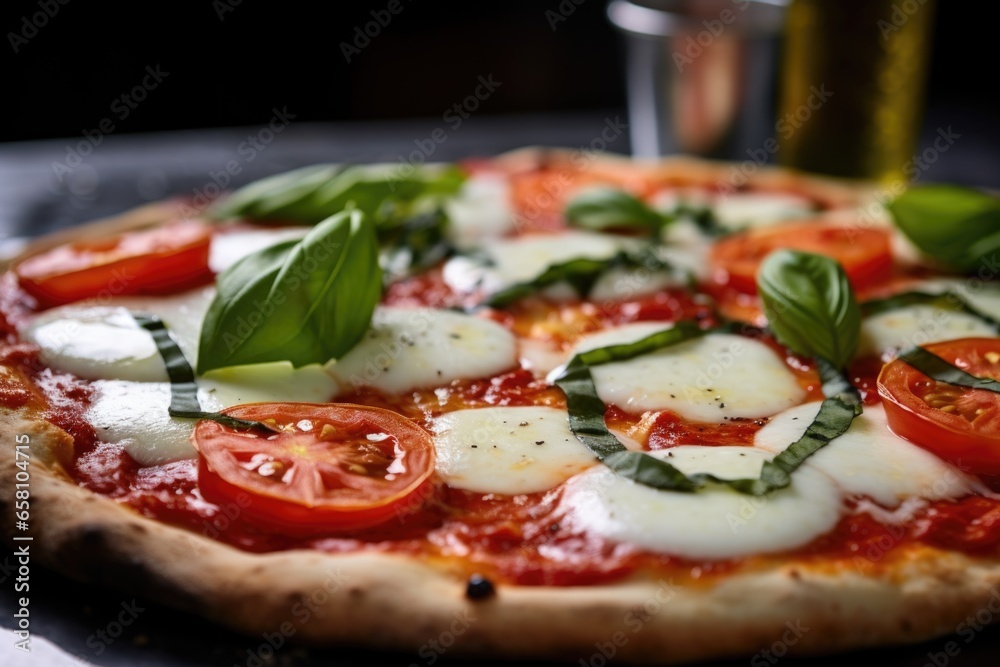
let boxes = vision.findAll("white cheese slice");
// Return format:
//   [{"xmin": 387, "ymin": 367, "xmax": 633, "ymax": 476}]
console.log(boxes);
[
  {"xmin": 754, "ymin": 402, "xmax": 977, "ymax": 507},
  {"xmin": 209, "ymin": 226, "xmax": 310, "ymax": 273},
  {"xmin": 858, "ymin": 304, "xmax": 995, "ymax": 359},
  {"xmin": 560, "ymin": 323, "xmax": 805, "ymax": 422},
  {"xmin": 430, "ymin": 406, "xmax": 599, "ymax": 494},
  {"xmin": 442, "ymin": 231, "xmax": 646, "ymax": 295},
  {"xmin": 200, "ymin": 362, "xmax": 339, "ymax": 408},
  {"xmin": 328, "ymin": 307, "xmax": 517, "ymax": 395},
  {"xmin": 710, "ymin": 192, "xmax": 814, "ymax": 230},
  {"xmin": 910, "ymin": 278, "xmax": 1000, "ymax": 322},
  {"xmin": 86, "ymin": 380, "xmax": 202, "ymax": 465},
  {"xmin": 22, "ymin": 287, "xmax": 215, "ymax": 381},
  {"xmin": 25, "ymin": 307, "xmax": 167, "ymax": 382},
  {"xmin": 560, "ymin": 446, "xmax": 841, "ymax": 559},
  {"xmin": 444, "ymin": 173, "xmax": 515, "ymax": 248},
  {"xmin": 90, "ymin": 361, "xmax": 339, "ymax": 466}
]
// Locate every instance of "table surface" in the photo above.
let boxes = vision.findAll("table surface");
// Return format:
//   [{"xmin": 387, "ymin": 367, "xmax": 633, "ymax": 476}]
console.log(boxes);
[{"xmin": 2, "ymin": 110, "xmax": 1000, "ymax": 667}]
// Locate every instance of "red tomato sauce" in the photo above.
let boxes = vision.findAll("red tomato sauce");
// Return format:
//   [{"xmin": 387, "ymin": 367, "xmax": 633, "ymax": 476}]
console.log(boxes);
[{"xmin": 3, "ymin": 223, "xmax": 1000, "ymax": 585}]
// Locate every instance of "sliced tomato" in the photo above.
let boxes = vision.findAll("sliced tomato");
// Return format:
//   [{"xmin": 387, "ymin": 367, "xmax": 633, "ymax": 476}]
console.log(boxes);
[
  {"xmin": 710, "ymin": 221, "xmax": 893, "ymax": 294},
  {"xmin": 194, "ymin": 403, "xmax": 436, "ymax": 535},
  {"xmin": 878, "ymin": 338, "xmax": 1000, "ymax": 475},
  {"xmin": 15, "ymin": 220, "xmax": 214, "ymax": 308}
]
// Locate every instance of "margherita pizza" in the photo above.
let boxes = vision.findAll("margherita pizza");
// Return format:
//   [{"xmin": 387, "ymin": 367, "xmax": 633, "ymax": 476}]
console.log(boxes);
[{"xmin": 3, "ymin": 148, "xmax": 1000, "ymax": 663}]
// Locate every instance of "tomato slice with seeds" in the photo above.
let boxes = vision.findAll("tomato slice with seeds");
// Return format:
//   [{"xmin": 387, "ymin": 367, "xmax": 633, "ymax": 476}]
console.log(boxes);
[
  {"xmin": 194, "ymin": 403, "xmax": 436, "ymax": 535},
  {"xmin": 878, "ymin": 338, "xmax": 1000, "ymax": 475},
  {"xmin": 710, "ymin": 221, "xmax": 893, "ymax": 294},
  {"xmin": 15, "ymin": 220, "xmax": 214, "ymax": 308}
]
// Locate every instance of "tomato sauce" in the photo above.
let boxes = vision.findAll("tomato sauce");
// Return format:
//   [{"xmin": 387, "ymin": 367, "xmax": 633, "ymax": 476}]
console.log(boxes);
[{"xmin": 3, "ymin": 179, "xmax": 1000, "ymax": 586}]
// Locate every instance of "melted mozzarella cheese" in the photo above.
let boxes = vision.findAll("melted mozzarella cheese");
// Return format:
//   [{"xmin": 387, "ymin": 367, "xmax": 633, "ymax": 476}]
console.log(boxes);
[
  {"xmin": 90, "ymin": 362, "xmax": 340, "ymax": 466},
  {"xmin": 200, "ymin": 362, "xmax": 339, "ymax": 407},
  {"xmin": 710, "ymin": 192, "xmax": 814, "ymax": 230},
  {"xmin": 858, "ymin": 304, "xmax": 995, "ymax": 359},
  {"xmin": 25, "ymin": 307, "xmax": 167, "ymax": 382},
  {"xmin": 86, "ymin": 380, "xmax": 201, "ymax": 465},
  {"xmin": 328, "ymin": 307, "xmax": 517, "ymax": 395},
  {"xmin": 442, "ymin": 231, "xmax": 645, "ymax": 295},
  {"xmin": 431, "ymin": 406, "xmax": 599, "ymax": 494},
  {"xmin": 444, "ymin": 174, "xmax": 515, "ymax": 248},
  {"xmin": 561, "ymin": 446, "xmax": 841, "ymax": 559},
  {"xmin": 209, "ymin": 227, "xmax": 310, "ymax": 273},
  {"xmin": 561, "ymin": 323, "xmax": 805, "ymax": 422},
  {"xmin": 22, "ymin": 287, "xmax": 214, "ymax": 381},
  {"xmin": 910, "ymin": 279, "xmax": 1000, "ymax": 322},
  {"xmin": 754, "ymin": 402, "xmax": 978, "ymax": 507}
]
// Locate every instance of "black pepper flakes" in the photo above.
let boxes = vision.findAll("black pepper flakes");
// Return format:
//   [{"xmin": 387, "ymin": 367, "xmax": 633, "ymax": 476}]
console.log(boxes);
[
  {"xmin": 535, "ymin": 440, "xmax": 545, "ymax": 445},
  {"xmin": 465, "ymin": 574, "xmax": 496, "ymax": 600}
]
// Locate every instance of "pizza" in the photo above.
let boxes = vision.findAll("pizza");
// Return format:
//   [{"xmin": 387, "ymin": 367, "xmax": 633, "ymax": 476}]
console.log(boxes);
[{"xmin": 2, "ymin": 148, "xmax": 1000, "ymax": 663}]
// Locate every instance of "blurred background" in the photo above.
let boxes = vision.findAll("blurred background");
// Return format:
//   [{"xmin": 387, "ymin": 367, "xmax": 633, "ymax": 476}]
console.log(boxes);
[{"xmin": 1, "ymin": 0, "xmax": 999, "ymax": 237}]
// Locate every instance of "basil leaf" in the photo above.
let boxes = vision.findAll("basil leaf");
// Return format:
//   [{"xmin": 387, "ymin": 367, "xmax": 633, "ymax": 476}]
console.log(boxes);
[
  {"xmin": 861, "ymin": 290, "xmax": 1000, "ymax": 332},
  {"xmin": 553, "ymin": 319, "xmax": 862, "ymax": 495},
  {"xmin": 677, "ymin": 203, "xmax": 727, "ymax": 237},
  {"xmin": 197, "ymin": 209, "xmax": 381, "ymax": 373},
  {"xmin": 757, "ymin": 250, "xmax": 861, "ymax": 370},
  {"xmin": 898, "ymin": 346, "xmax": 1000, "ymax": 394},
  {"xmin": 553, "ymin": 321, "xmax": 710, "ymax": 460},
  {"xmin": 888, "ymin": 185, "xmax": 1000, "ymax": 273},
  {"xmin": 209, "ymin": 163, "xmax": 466, "ymax": 226},
  {"xmin": 380, "ymin": 208, "xmax": 454, "ymax": 283},
  {"xmin": 564, "ymin": 187, "xmax": 667, "ymax": 233},
  {"xmin": 133, "ymin": 314, "xmax": 272, "ymax": 432},
  {"xmin": 484, "ymin": 248, "xmax": 672, "ymax": 308}
]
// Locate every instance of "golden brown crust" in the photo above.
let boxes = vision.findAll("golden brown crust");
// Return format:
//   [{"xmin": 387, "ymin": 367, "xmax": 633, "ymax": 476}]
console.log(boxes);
[
  {"xmin": 1, "ymin": 152, "xmax": 998, "ymax": 663},
  {"xmin": 3, "ymin": 423, "xmax": 1000, "ymax": 662},
  {"xmin": 493, "ymin": 147, "xmax": 882, "ymax": 211}
]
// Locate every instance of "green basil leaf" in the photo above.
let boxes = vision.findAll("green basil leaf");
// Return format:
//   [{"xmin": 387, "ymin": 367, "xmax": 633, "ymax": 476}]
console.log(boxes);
[
  {"xmin": 484, "ymin": 248, "xmax": 672, "ymax": 308},
  {"xmin": 209, "ymin": 163, "xmax": 466, "ymax": 226},
  {"xmin": 553, "ymin": 319, "xmax": 862, "ymax": 495},
  {"xmin": 380, "ymin": 208, "xmax": 454, "ymax": 283},
  {"xmin": 757, "ymin": 250, "xmax": 861, "ymax": 370},
  {"xmin": 197, "ymin": 209, "xmax": 381, "ymax": 373},
  {"xmin": 861, "ymin": 290, "xmax": 1000, "ymax": 332},
  {"xmin": 888, "ymin": 185, "xmax": 1000, "ymax": 273},
  {"xmin": 553, "ymin": 320, "xmax": 710, "ymax": 460},
  {"xmin": 898, "ymin": 346, "xmax": 1000, "ymax": 394},
  {"xmin": 133, "ymin": 314, "xmax": 273, "ymax": 432},
  {"xmin": 564, "ymin": 187, "xmax": 667, "ymax": 232}
]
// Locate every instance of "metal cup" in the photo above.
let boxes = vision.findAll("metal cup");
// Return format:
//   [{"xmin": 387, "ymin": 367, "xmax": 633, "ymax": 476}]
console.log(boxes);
[{"xmin": 608, "ymin": 0, "xmax": 787, "ymax": 159}]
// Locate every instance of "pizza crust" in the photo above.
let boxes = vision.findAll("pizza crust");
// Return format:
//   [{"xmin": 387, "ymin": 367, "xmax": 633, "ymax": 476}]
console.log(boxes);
[
  {"xmin": 2, "ymin": 150, "xmax": 997, "ymax": 662},
  {"xmin": 2, "ymin": 415, "xmax": 999, "ymax": 662}
]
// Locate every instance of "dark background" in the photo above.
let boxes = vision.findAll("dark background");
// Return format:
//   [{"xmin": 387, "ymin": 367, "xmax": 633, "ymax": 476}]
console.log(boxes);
[
  {"xmin": 4, "ymin": 2, "xmax": 1000, "ymax": 666},
  {"xmin": 2, "ymin": 0, "xmax": 998, "ymax": 144}
]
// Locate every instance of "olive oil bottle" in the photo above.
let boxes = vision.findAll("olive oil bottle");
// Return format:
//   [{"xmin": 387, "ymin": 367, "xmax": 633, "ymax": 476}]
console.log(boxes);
[{"xmin": 777, "ymin": 0, "xmax": 935, "ymax": 182}]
